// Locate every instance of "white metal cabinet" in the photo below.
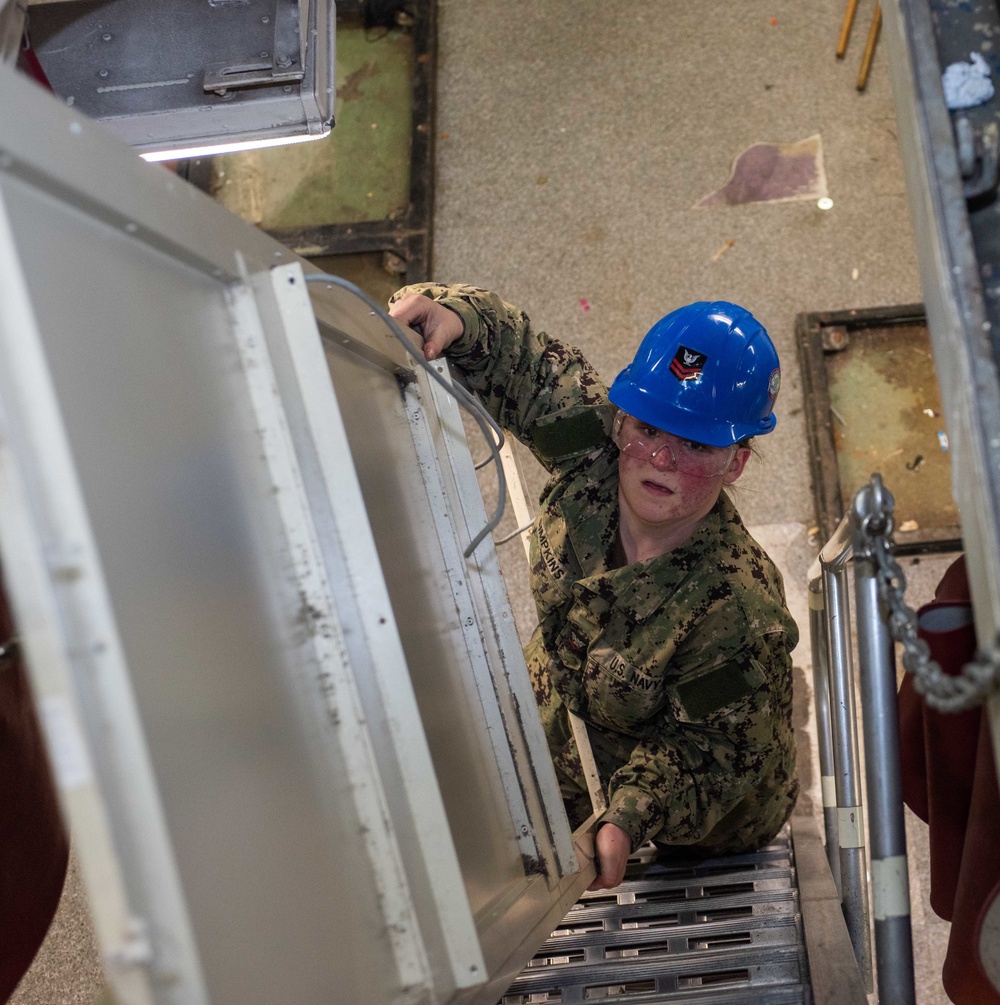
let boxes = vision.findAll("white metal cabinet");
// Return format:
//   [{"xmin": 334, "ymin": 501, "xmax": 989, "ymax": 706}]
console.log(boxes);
[{"xmin": 0, "ymin": 64, "xmax": 593, "ymax": 1005}]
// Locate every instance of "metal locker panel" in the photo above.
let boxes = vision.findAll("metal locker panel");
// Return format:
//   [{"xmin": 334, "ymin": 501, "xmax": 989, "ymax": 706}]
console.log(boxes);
[
  {"xmin": 0, "ymin": 63, "xmax": 466, "ymax": 1005},
  {"xmin": 0, "ymin": 61, "xmax": 593, "ymax": 1005}
]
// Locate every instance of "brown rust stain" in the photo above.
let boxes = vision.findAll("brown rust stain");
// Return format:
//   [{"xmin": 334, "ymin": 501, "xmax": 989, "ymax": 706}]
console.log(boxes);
[{"xmin": 337, "ymin": 61, "xmax": 380, "ymax": 102}]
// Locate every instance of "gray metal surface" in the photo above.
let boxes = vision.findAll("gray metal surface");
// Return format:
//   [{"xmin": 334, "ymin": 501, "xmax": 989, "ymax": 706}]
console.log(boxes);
[
  {"xmin": 883, "ymin": 0, "xmax": 1000, "ymax": 754},
  {"xmin": 306, "ymin": 281, "xmax": 595, "ymax": 1004},
  {"xmin": 499, "ymin": 831, "xmax": 810, "ymax": 1004},
  {"xmin": 807, "ymin": 590, "xmax": 841, "ymax": 894},
  {"xmin": 29, "ymin": 0, "xmax": 334, "ymax": 156},
  {"xmin": 0, "ymin": 61, "xmax": 594, "ymax": 1005},
  {"xmin": 819, "ymin": 530, "xmax": 874, "ymax": 989},
  {"xmin": 851, "ymin": 486, "xmax": 916, "ymax": 1005},
  {"xmin": 0, "ymin": 73, "xmax": 441, "ymax": 1002}
]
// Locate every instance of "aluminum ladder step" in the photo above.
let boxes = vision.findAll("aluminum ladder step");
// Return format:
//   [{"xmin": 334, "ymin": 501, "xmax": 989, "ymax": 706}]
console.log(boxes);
[{"xmin": 499, "ymin": 826, "xmax": 811, "ymax": 1004}]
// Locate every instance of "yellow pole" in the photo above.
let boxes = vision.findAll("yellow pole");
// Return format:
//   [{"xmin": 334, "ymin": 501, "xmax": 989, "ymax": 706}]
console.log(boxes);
[
  {"xmin": 837, "ymin": 0, "xmax": 859, "ymax": 58},
  {"xmin": 857, "ymin": 4, "xmax": 882, "ymax": 91}
]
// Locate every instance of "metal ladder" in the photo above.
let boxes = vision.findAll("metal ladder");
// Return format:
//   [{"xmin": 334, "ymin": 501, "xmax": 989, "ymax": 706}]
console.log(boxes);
[{"xmin": 499, "ymin": 826, "xmax": 811, "ymax": 1004}]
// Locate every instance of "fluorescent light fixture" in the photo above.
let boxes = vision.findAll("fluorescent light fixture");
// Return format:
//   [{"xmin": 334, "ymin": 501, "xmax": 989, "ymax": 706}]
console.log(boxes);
[{"xmin": 141, "ymin": 127, "xmax": 332, "ymax": 163}]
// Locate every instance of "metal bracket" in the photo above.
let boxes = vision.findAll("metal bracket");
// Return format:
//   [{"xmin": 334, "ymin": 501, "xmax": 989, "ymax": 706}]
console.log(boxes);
[
  {"xmin": 955, "ymin": 116, "xmax": 1000, "ymax": 202},
  {"xmin": 203, "ymin": 0, "xmax": 304, "ymax": 92}
]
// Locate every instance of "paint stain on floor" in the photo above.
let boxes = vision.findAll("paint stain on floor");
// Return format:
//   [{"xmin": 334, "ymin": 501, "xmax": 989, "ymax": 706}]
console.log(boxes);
[{"xmin": 695, "ymin": 134, "xmax": 827, "ymax": 207}]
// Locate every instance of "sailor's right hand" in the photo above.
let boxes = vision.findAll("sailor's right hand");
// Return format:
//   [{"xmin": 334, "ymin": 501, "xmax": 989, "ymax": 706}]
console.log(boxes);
[{"xmin": 389, "ymin": 294, "xmax": 464, "ymax": 361}]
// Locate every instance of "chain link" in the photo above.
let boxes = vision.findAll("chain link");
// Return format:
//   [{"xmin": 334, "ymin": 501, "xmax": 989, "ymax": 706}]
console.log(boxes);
[{"xmin": 854, "ymin": 475, "xmax": 1000, "ymax": 713}]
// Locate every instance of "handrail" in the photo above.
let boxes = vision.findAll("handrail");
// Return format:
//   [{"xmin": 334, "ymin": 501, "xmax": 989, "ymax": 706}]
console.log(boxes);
[
  {"xmin": 808, "ymin": 477, "xmax": 916, "ymax": 1004},
  {"xmin": 815, "ymin": 515, "xmax": 873, "ymax": 991},
  {"xmin": 851, "ymin": 479, "xmax": 916, "ymax": 1005}
]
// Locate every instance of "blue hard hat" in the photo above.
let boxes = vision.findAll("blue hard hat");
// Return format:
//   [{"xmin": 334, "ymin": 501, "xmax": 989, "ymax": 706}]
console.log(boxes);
[{"xmin": 608, "ymin": 301, "xmax": 780, "ymax": 447}]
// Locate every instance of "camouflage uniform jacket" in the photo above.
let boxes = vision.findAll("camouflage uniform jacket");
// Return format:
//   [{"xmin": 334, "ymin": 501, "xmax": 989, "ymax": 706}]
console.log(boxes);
[{"xmin": 391, "ymin": 283, "xmax": 800, "ymax": 852}]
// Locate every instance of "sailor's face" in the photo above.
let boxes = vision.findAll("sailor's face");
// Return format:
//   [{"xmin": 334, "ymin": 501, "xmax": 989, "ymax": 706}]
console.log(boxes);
[{"xmin": 615, "ymin": 416, "xmax": 749, "ymax": 536}]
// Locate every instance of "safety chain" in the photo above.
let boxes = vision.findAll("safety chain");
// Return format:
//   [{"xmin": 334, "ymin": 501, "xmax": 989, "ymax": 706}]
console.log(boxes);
[{"xmin": 852, "ymin": 474, "xmax": 1000, "ymax": 713}]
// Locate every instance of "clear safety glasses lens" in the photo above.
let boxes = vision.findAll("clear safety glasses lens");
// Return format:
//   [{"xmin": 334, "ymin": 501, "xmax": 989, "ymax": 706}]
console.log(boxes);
[{"xmin": 614, "ymin": 415, "xmax": 735, "ymax": 477}]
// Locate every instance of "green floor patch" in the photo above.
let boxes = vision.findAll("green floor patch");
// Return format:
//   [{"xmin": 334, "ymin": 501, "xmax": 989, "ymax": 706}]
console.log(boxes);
[
  {"xmin": 797, "ymin": 305, "xmax": 960, "ymax": 552},
  {"xmin": 209, "ymin": 23, "xmax": 414, "ymax": 230}
]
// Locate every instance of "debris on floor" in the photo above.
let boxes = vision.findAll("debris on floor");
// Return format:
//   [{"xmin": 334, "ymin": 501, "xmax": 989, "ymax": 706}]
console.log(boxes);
[
  {"xmin": 942, "ymin": 51, "xmax": 994, "ymax": 110},
  {"xmin": 694, "ymin": 134, "xmax": 828, "ymax": 208},
  {"xmin": 711, "ymin": 239, "xmax": 735, "ymax": 261}
]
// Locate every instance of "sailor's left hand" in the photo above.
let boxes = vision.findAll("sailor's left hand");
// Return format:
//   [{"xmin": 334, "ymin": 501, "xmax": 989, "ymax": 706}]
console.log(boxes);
[{"xmin": 588, "ymin": 822, "xmax": 631, "ymax": 890}]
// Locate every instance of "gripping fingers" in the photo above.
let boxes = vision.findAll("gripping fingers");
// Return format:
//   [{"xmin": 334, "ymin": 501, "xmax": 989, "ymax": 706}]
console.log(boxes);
[
  {"xmin": 388, "ymin": 294, "xmax": 462, "ymax": 360},
  {"xmin": 587, "ymin": 823, "xmax": 632, "ymax": 891}
]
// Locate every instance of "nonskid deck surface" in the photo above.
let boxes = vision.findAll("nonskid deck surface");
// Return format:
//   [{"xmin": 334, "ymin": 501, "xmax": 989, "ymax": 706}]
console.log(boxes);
[{"xmin": 499, "ymin": 828, "xmax": 810, "ymax": 1004}]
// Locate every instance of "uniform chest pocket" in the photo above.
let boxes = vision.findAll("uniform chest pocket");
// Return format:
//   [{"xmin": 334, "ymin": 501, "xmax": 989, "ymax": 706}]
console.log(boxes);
[
  {"xmin": 583, "ymin": 643, "xmax": 667, "ymax": 733},
  {"xmin": 664, "ymin": 658, "xmax": 767, "ymax": 725}
]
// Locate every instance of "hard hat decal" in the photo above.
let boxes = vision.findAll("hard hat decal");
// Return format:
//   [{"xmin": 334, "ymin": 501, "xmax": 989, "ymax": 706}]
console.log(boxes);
[
  {"xmin": 669, "ymin": 345, "xmax": 708, "ymax": 381},
  {"xmin": 768, "ymin": 368, "xmax": 781, "ymax": 398}
]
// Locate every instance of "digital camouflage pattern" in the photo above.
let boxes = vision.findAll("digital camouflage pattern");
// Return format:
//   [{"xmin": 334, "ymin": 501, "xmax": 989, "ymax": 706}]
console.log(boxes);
[{"xmin": 391, "ymin": 283, "xmax": 800, "ymax": 852}]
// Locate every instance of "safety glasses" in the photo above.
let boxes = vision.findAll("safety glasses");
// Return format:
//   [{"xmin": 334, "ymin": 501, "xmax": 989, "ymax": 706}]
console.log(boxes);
[{"xmin": 613, "ymin": 412, "xmax": 736, "ymax": 478}]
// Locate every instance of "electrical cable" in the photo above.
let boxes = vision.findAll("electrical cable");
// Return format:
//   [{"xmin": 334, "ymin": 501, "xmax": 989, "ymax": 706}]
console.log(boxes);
[
  {"xmin": 302, "ymin": 272, "xmax": 506, "ymax": 558},
  {"xmin": 494, "ymin": 520, "xmax": 535, "ymax": 547}
]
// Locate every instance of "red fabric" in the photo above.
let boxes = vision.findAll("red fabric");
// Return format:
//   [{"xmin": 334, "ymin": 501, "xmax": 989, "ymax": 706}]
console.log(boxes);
[
  {"xmin": 897, "ymin": 555, "xmax": 1000, "ymax": 1004},
  {"xmin": 897, "ymin": 603, "xmax": 979, "ymax": 917},
  {"xmin": 0, "ymin": 581, "xmax": 68, "ymax": 1003},
  {"xmin": 15, "ymin": 31, "xmax": 53, "ymax": 92}
]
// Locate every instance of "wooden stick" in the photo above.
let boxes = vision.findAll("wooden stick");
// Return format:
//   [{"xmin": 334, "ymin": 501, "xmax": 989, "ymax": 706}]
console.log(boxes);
[
  {"xmin": 837, "ymin": 0, "xmax": 859, "ymax": 58},
  {"xmin": 857, "ymin": 4, "xmax": 882, "ymax": 91}
]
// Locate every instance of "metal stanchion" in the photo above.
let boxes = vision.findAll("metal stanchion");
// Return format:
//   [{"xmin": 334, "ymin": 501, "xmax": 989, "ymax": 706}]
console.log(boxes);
[
  {"xmin": 820, "ymin": 517, "xmax": 874, "ymax": 990},
  {"xmin": 808, "ymin": 578, "xmax": 842, "ymax": 894},
  {"xmin": 852, "ymin": 481, "xmax": 916, "ymax": 1005}
]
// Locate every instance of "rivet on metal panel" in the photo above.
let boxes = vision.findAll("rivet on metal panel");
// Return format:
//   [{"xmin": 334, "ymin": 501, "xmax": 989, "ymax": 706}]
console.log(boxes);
[
  {"xmin": 262, "ymin": 15, "xmax": 270, "ymax": 22},
  {"xmin": 98, "ymin": 69, "xmax": 109, "ymax": 78},
  {"xmin": 102, "ymin": 33, "xmax": 112, "ymax": 41}
]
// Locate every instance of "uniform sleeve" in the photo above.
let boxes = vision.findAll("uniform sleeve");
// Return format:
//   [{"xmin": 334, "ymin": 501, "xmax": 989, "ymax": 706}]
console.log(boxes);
[
  {"xmin": 598, "ymin": 631, "xmax": 795, "ymax": 849},
  {"xmin": 390, "ymin": 282, "xmax": 614, "ymax": 470}
]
